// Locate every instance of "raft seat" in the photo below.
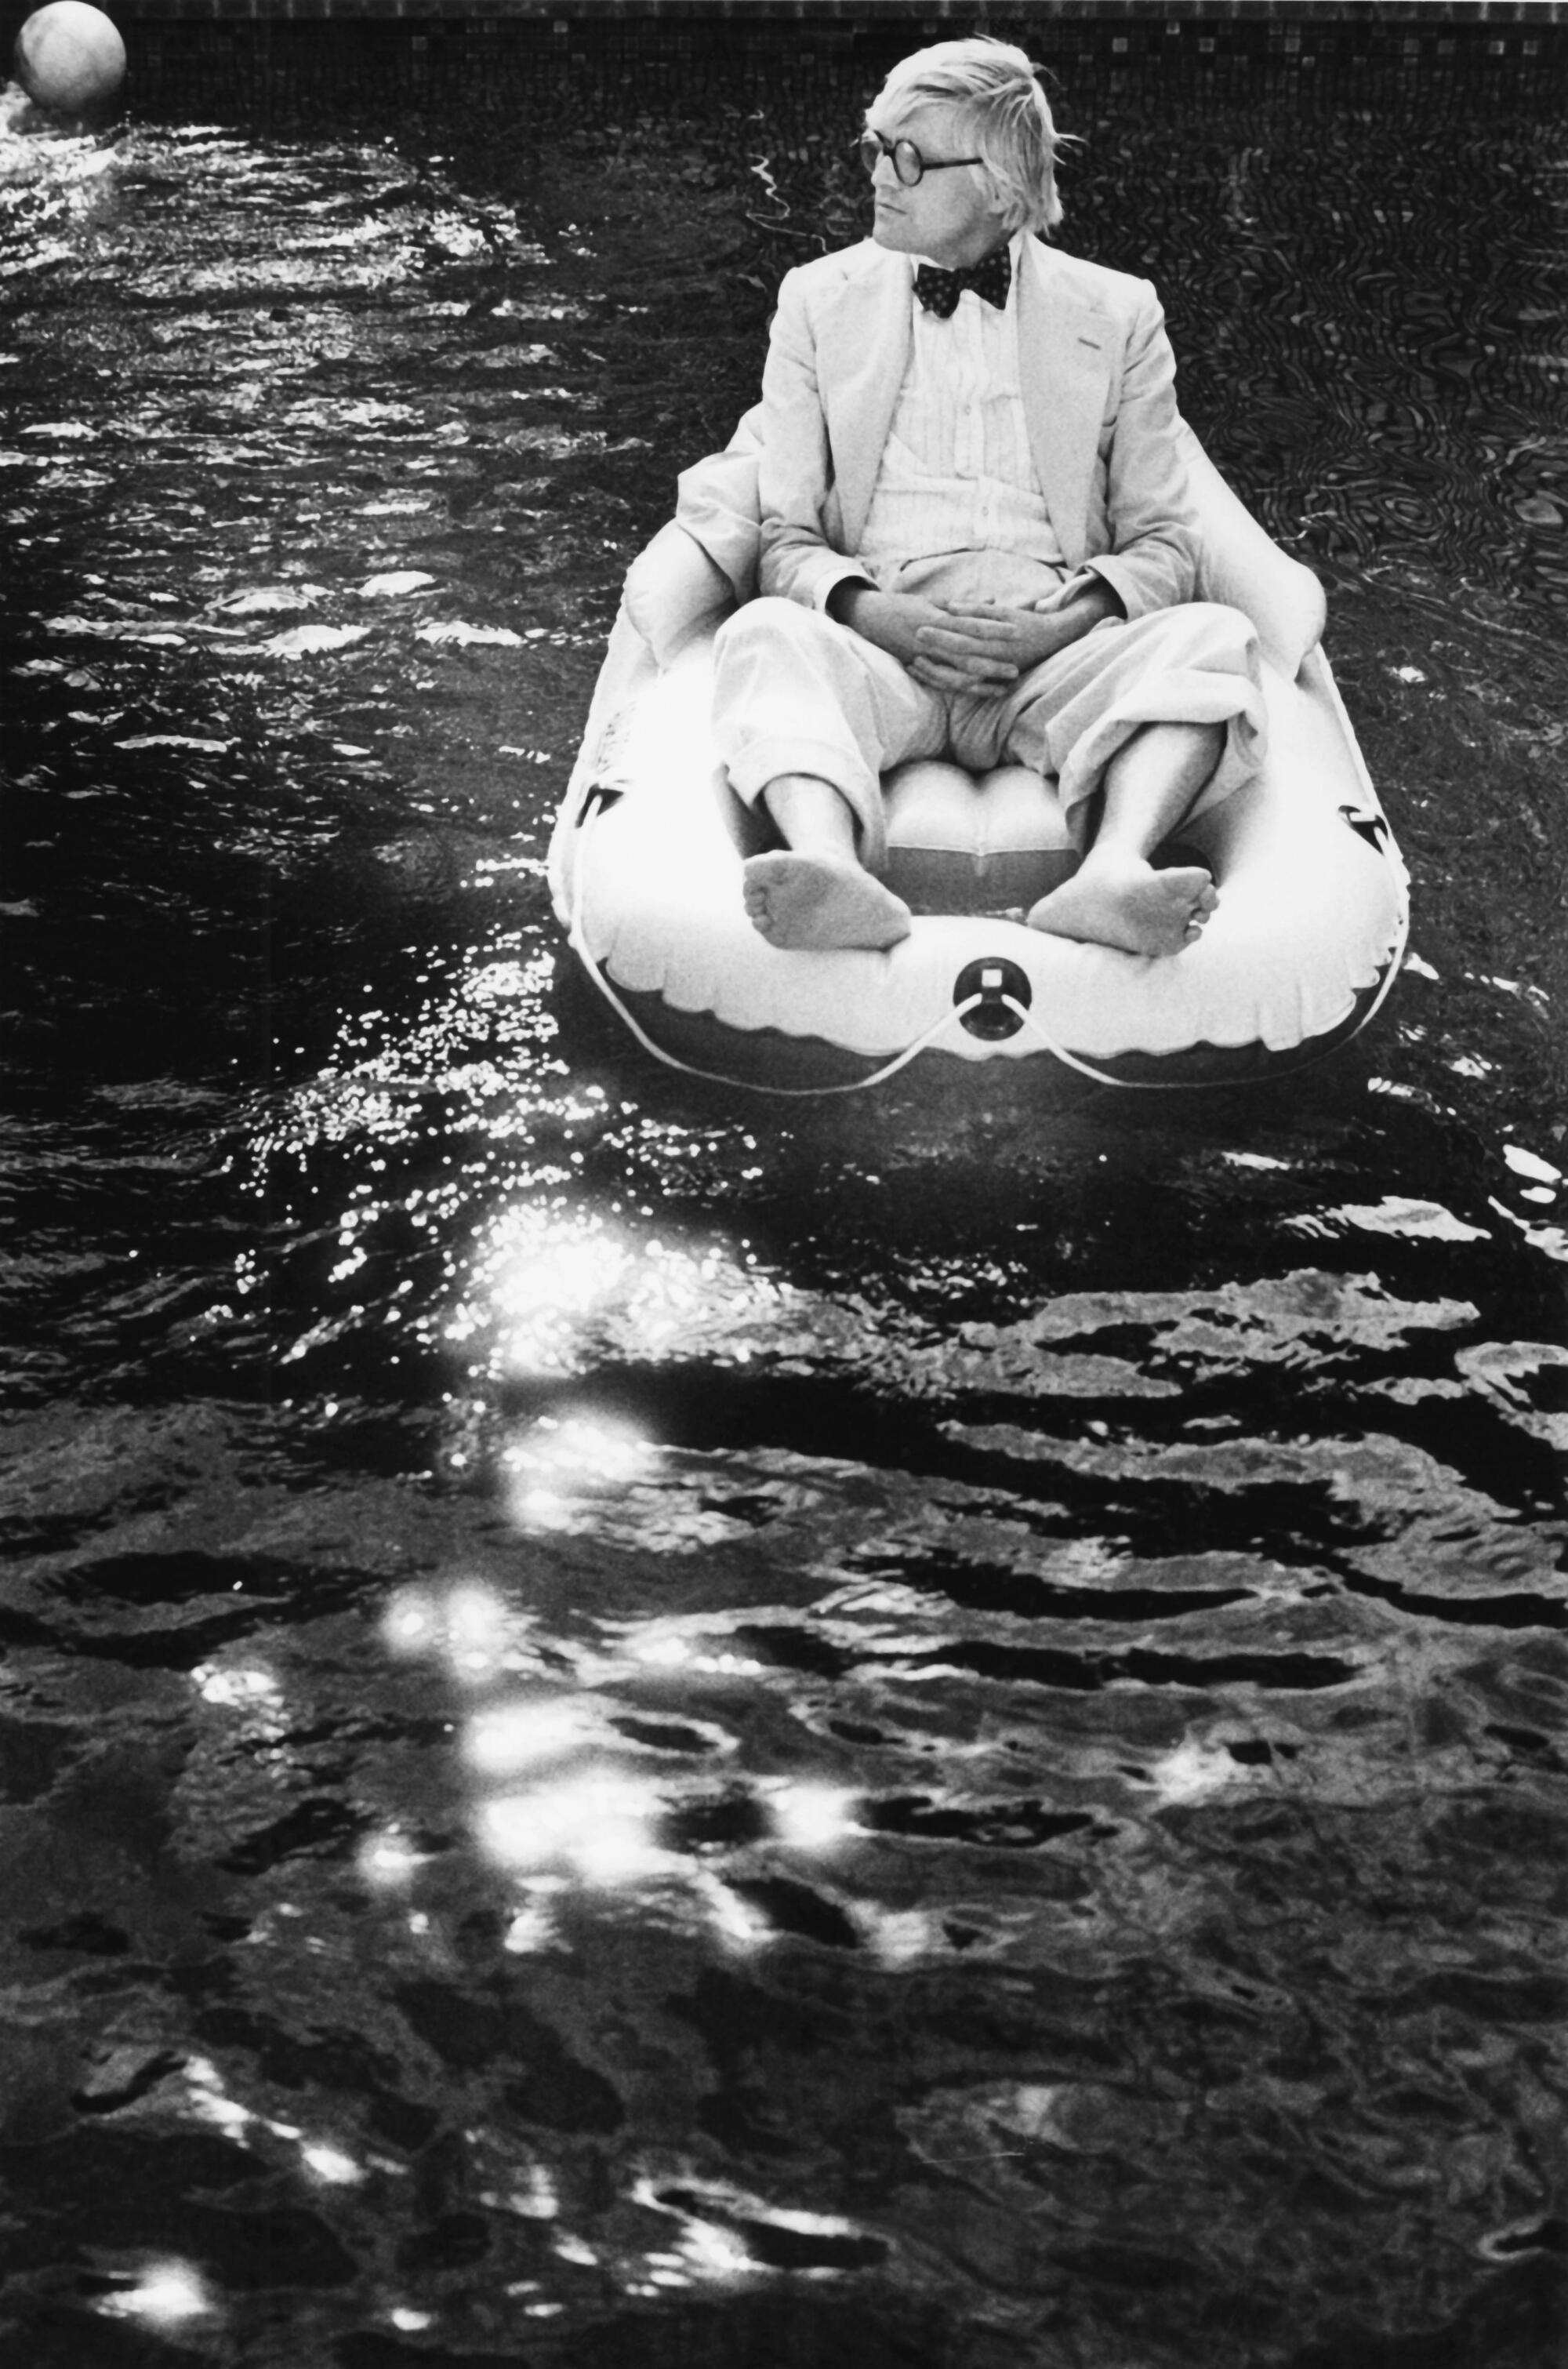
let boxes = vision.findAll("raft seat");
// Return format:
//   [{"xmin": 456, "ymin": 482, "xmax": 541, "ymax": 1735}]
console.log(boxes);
[{"xmin": 881, "ymin": 761, "xmax": 1079, "ymax": 915}]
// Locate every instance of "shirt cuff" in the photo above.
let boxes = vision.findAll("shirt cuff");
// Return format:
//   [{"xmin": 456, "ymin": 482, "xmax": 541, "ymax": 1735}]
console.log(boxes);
[
  {"xmin": 1079, "ymin": 558, "xmax": 1137, "ymax": 618},
  {"xmin": 815, "ymin": 564, "xmax": 877, "ymax": 616},
  {"xmin": 1032, "ymin": 566, "xmax": 1129, "ymax": 622}
]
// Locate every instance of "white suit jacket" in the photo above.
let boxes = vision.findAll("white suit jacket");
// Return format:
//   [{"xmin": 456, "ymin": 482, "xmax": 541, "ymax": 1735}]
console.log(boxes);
[{"xmin": 754, "ymin": 235, "xmax": 1201, "ymax": 623}]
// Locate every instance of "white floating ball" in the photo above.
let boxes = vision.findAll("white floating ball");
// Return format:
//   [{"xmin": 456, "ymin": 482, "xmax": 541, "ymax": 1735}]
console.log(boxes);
[{"xmin": 14, "ymin": 2, "xmax": 127, "ymax": 114}]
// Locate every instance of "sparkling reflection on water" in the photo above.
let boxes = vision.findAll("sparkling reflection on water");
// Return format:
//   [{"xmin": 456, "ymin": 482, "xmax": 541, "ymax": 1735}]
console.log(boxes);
[{"xmin": 2, "ymin": 66, "xmax": 1566, "ymax": 2369}]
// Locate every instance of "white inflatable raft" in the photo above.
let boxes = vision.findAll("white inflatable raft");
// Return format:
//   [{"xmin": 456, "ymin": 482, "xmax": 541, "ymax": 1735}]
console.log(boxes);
[{"xmin": 550, "ymin": 418, "xmax": 1407, "ymax": 1095}]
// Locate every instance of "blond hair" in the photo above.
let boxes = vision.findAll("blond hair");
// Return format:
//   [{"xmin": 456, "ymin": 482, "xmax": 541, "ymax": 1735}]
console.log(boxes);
[{"xmin": 874, "ymin": 35, "xmax": 1074, "ymax": 235}]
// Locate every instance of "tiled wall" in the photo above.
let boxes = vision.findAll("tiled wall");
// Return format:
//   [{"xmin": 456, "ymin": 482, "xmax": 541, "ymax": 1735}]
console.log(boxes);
[{"xmin": 29, "ymin": 3, "xmax": 1568, "ymax": 122}]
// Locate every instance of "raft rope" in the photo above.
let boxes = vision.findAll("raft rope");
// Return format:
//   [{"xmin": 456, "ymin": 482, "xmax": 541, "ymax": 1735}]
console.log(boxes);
[{"xmin": 566, "ymin": 788, "xmax": 1411, "ymax": 1100}]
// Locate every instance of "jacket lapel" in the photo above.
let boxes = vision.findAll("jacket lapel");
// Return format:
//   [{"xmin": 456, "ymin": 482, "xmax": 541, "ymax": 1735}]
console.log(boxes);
[
  {"xmin": 815, "ymin": 246, "xmax": 913, "ymax": 553},
  {"xmin": 1016, "ymin": 241, "xmax": 1110, "ymax": 570}
]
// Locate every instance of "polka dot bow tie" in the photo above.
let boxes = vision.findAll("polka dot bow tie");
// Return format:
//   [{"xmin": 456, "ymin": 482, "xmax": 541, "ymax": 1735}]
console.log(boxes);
[{"xmin": 913, "ymin": 246, "xmax": 1011, "ymax": 318}]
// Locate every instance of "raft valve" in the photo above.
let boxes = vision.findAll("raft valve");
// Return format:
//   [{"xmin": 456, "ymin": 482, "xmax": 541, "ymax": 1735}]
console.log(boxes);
[{"xmin": 955, "ymin": 957, "xmax": 1032, "ymax": 1041}]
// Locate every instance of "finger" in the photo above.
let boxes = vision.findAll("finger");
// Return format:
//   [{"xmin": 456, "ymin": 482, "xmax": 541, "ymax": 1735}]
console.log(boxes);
[
  {"xmin": 912, "ymin": 633, "xmax": 1018, "ymax": 674},
  {"xmin": 917, "ymin": 628, "xmax": 1020, "ymax": 667},
  {"xmin": 918, "ymin": 611, "xmax": 1017, "ymax": 637},
  {"xmin": 920, "ymin": 615, "xmax": 1018, "ymax": 644},
  {"xmin": 947, "ymin": 611, "xmax": 1018, "ymax": 639}
]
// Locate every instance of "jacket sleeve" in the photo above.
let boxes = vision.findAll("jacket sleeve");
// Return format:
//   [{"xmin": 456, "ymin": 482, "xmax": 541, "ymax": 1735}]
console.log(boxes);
[
  {"xmin": 755, "ymin": 266, "xmax": 870, "ymax": 612},
  {"xmin": 1078, "ymin": 282, "xmax": 1201, "ymax": 620}
]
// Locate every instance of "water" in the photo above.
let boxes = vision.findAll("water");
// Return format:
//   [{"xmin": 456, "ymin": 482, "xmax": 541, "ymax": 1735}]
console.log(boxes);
[{"xmin": 2, "ymin": 55, "xmax": 1566, "ymax": 2369}]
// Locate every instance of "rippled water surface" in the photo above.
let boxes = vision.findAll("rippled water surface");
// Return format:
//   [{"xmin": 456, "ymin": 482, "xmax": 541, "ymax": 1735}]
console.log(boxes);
[{"xmin": 2, "ymin": 56, "xmax": 1566, "ymax": 2369}]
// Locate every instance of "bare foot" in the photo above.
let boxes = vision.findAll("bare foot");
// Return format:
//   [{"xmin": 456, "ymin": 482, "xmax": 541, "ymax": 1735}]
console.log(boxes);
[
  {"xmin": 1026, "ymin": 856, "xmax": 1217, "ymax": 957},
  {"xmin": 743, "ymin": 852, "xmax": 912, "ymax": 951}
]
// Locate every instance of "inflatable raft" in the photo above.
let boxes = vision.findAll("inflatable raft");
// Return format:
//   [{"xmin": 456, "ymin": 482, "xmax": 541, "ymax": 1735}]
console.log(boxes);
[{"xmin": 550, "ymin": 416, "xmax": 1407, "ymax": 1095}]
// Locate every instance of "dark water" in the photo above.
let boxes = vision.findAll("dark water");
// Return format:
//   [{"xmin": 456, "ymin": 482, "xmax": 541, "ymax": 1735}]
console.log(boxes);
[{"xmin": 2, "ymin": 55, "xmax": 1566, "ymax": 2369}]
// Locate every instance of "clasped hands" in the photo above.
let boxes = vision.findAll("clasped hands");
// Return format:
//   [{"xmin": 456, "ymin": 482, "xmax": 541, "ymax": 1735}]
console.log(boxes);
[{"xmin": 835, "ymin": 584, "xmax": 1112, "ymax": 692}]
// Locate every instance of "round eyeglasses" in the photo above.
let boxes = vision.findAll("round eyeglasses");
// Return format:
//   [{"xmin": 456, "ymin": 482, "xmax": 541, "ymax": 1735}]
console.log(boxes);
[{"xmin": 857, "ymin": 131, "xmax": 983, "ymax": 189}]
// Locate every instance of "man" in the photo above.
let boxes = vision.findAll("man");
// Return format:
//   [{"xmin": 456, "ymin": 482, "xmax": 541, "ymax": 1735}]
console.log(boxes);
[{"xmin": 710, "ymin": 36, "xmax": 1268, "ymax": 957}]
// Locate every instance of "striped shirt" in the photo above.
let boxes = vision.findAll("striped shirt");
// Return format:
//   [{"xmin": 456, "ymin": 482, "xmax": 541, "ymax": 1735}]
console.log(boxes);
[{"xmin": 858, "ymin": 231, "xmax": 1068, "ymax": 607}]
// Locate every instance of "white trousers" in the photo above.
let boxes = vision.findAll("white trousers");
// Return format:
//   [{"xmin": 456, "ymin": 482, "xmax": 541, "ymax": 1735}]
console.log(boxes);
[{"xmin": 712, "ymin": 595, "xmax": 1269, "ymax": 873}]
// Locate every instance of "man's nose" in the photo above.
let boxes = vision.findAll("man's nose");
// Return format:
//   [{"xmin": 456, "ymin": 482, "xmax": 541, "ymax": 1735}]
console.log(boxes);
[{"xmin": 870, "ymin": 145, "xmax": 899, "ymax": 188}]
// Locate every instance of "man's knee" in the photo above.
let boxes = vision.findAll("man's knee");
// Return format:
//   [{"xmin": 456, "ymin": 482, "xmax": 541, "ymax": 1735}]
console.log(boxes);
[
  {"xmin": 1179, "ymin": 601, "xmax": 1261, "ymax": 665},
  {"xmin": 714, "ymin": 594, "xmax": 827, "ymax": 663}
]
